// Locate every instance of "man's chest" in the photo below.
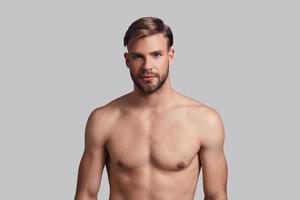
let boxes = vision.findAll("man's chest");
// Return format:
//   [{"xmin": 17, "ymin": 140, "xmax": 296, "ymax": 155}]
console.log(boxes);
[{"xmin": 106, "ymin": 113, "xmax": 202, "ymax": 171}]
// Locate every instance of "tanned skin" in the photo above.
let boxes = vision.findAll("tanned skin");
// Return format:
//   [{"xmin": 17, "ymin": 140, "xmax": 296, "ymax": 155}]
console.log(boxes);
[{"xmin": 74, "ymin": 33, "xmax": 228, "ymax": 200}]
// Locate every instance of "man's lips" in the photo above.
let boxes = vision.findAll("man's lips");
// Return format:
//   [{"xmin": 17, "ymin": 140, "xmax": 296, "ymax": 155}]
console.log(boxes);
[
  {"xmin": 140, "ymin": 75, "xmax": 156, "ymax": 81},
  {"xmin": 141, "ymin": 74, "xmax": 155, "ymax": 78}
]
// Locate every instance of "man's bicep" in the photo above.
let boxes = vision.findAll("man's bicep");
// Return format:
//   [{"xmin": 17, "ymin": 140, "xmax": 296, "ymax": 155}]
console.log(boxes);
[
  {"xmin": 199, "ymin": 108, "xmax": 228, "ymax": 199},
  {"xmin": 200, "ymin": 146, "xmax": 227, "ymax": 198},
  {"xmin": 75, "ymin": 109, "xmax": 109, "ymax": 198},
  {"xmin": 76, "ymin": 149, "xmax": 106, "ymax": 197}
]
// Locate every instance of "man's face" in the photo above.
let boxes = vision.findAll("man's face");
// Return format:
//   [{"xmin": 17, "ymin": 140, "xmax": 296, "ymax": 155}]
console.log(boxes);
[{"xmin": 124, "ymin": 33, "xmax": 174, "ymax": 94}]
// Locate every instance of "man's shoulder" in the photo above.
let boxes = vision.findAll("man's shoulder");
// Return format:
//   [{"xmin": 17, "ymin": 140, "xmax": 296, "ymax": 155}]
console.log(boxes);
[
  {"xmin": 85, "ymin": 98, "xmax": 125, "ymax": 143},
  {"xmin": 89, "ymin": 100, "xmax": 122, "ymax": 121},
  {"xmin": 88, "ymin": 93, "xmax": 131, "ymax": 123},
  {"xmin": 180, "ymin": 96, "xmax": 224, "ymax": 138},
  {"xmin": 178, "ymin": 94, "xmax": 221, "ymax": 122},
  {"xmin": 190, "ymin": 105, "xmax": 225, "ymax": 146},
  {"xmin": 176, "ymin": 94, "xmax": 208, "ymax": 116},
  {"xmin": 188, "ymin": 103, "xmax": 222, "ymax": 123}
]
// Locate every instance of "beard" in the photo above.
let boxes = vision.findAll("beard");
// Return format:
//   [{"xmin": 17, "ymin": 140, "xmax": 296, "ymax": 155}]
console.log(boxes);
[{"xmin": 130, "ymin": 65, "xmax": 169, "ymax": 95}]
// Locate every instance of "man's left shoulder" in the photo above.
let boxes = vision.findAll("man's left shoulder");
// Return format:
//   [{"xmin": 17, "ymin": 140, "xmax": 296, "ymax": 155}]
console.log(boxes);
[
  {"xmin": 198, "ymin": 105, "xmax": 223, "ymax": 125},
  {"xmin": 196, "ymin": 106, "xmax": 225, "ymax": 146},
  {"xmin": 184, "ymin": 99, "xmax": 224, "ymax": 133}
]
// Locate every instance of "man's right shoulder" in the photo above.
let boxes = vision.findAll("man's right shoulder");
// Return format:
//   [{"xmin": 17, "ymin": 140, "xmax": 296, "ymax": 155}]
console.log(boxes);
[
  {"xmin": 86, "ymin": 93, "xmax": 131, "ymax": 131},
  {"xmin": 88, "ymin": 100, "xmax": 121, "ymax": 125}
]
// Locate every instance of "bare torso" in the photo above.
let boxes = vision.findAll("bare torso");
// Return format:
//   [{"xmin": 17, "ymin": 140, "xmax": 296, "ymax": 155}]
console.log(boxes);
[
  {"xmin": 75, "ymin": 26, "xmax": 228, "ymax": 200},
  {"xmin": 103, "ymin": 93, "xmax": 206, "ymax": 200}
]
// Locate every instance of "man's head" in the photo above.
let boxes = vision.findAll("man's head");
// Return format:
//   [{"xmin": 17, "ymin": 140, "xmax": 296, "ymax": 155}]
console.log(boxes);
[{"xmin": 124, "ymin": 17, "xmax": 174, "ymax": 94}]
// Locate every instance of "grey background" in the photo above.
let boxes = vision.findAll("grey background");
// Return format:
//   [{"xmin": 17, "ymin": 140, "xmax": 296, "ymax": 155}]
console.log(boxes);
[{"xmin": 0, "ymin": 0, "xmax": 299, "ymax": 199}]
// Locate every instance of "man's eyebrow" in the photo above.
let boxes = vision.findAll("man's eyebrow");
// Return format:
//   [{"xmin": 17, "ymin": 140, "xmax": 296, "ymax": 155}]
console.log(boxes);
[
  {"xmin": 129, "ymin": 52, "xmax": 143, "ymax": 56},
  {"xmin": 130, "ymin": 50, "xmax": 164, "ymax": 55},
  {"xmin": 150, "ymin": 50, "xmax": 164, "ymax": 54}
]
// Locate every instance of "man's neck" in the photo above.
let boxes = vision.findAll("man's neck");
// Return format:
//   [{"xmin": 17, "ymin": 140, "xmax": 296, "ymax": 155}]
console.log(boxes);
[{"xmin": 129, "ymin": 79, "xmax": 176, "ymax": 110}]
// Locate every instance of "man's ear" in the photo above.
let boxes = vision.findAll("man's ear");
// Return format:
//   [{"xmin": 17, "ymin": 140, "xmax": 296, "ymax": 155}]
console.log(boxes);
[
  {"xmin": 168, "ymin": 48, "xmax": 175, "ymax": 65},
  {"xmin": 124, "ymin": 52, "xmax": 130, "ymax": 68}
]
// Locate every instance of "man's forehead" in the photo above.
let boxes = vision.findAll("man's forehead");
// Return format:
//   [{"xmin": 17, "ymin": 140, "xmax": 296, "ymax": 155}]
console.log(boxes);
[{"xmin": 127, "ymin": 33, "xmax": 168, "ymax": 52}]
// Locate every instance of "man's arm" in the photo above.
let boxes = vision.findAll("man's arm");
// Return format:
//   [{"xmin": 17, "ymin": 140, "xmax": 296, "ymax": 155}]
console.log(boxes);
[
  {"xmin": 75, "ymin": 108, "xmax": 109, "ymax": 200},
  {"xmin": 199, "ymin": 108, "xmax": 228, "ymax": 200}
]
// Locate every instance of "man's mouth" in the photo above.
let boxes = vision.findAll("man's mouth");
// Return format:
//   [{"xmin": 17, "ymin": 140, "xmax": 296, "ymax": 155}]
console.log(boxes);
[{"xmin": 140, "ymin": 75, "xmax": 155, "ymax": 81}]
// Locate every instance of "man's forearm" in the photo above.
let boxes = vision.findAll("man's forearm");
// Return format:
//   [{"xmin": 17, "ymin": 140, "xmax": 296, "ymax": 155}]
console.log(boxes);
[
  {"xmin": 204, "ymin": 193, "xmax": 227, "ymax": 200},
  {"xmin": 74, "ymin": 192, "xmax": 97, "ymax": 200}
]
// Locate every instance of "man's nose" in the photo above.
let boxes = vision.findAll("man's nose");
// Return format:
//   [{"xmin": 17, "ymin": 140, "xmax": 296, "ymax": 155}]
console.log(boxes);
[{"xmin": 143, "ymin": 57, "xmax": 153, "ymax": 70}]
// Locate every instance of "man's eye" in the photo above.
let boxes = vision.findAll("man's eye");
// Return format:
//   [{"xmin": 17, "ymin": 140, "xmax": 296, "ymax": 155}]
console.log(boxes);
[
  {"xmin": 153, "ymin": 53, "xmax": 162, "ymax": 57},
  {"xmin": 132, "ymin": 55, "xmax": 142, "ymax": 59}
]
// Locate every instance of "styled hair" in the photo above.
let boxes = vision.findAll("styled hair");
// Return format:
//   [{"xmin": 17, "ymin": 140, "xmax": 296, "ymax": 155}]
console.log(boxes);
[{"xmin": 123, "ymin": 17, "xmax": 173, "ymax": 49}]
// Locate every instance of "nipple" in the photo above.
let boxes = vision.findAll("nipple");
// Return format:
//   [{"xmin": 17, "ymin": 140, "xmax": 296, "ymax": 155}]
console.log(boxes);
[
  {"xmin": 117, "ymin": 160, "xmax": 125, "ymax": 168},
  {"xmin": 177, "ymin": 161, "xmax": 186, "ymax": 169}
]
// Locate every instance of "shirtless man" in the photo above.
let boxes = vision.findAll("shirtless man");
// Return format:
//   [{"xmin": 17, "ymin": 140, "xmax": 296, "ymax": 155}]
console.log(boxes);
[{"xmin": 74, "ymin": 17, "xmax": 228, "ymax": 200}]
